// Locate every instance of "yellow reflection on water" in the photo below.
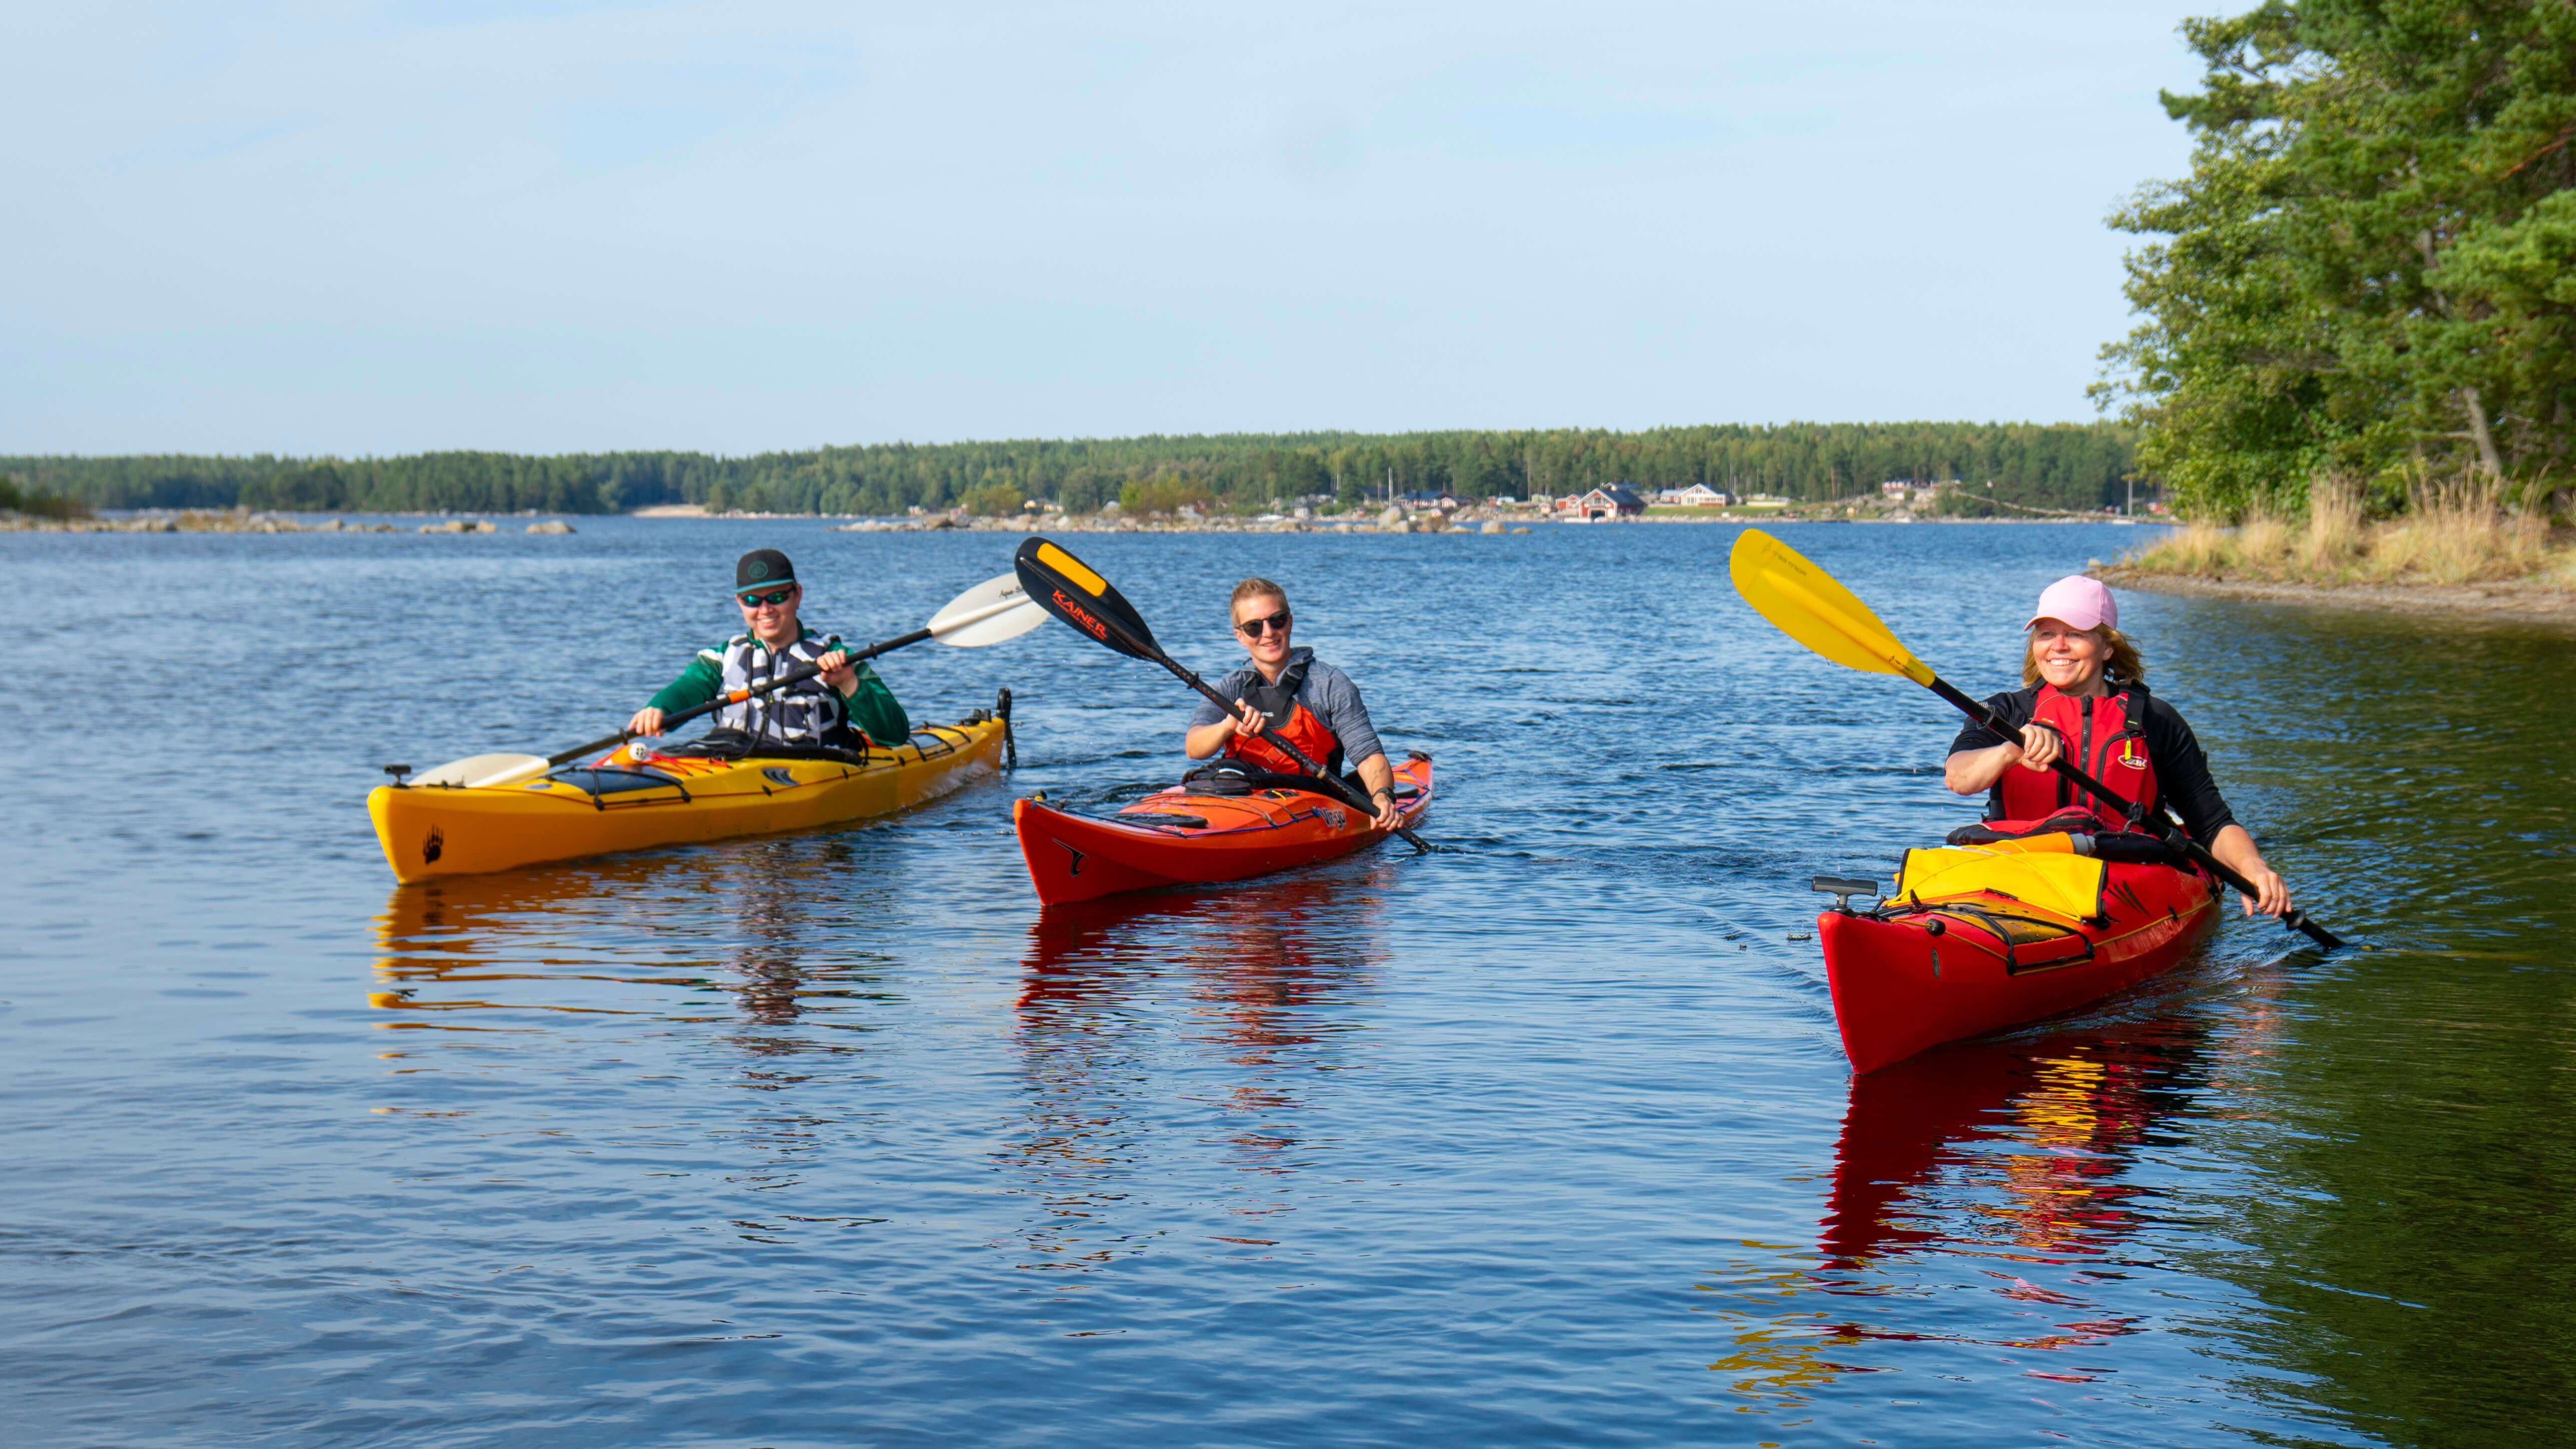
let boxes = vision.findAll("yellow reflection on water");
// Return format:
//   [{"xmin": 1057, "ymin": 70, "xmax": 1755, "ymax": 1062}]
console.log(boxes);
[
  {"xmin": 1700, "ymin": 998, "xmax": 2285, "ymax": 1418},
  {"xmin": 366, "ymin": 837, "xmax": 906, "ymax": 1057}
]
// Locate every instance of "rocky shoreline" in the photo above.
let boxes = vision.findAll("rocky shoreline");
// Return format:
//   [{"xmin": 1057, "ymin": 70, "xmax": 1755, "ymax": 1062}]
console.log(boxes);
[
  {"xmin": 2, "ymin": 509, "xmax": 577, "ymax": 534},
  {"xmin": 838, "ymin": 503, "xmax": 1536, "ymax": 534},
  {"xmin": 2092, "ymin": 563, "xmax": 2576, "ymax": 625},
  {"xmin": 10, "ymin": 501, "xmax": 2150, "ymax": 538},
  {"xmin": 827, "ymin": 504, "xmax": 2139, "ymax": 534}
]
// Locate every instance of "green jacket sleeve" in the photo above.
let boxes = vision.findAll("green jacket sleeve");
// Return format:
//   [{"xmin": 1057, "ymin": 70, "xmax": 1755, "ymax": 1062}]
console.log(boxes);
[
  {"xmin": 648, "ymin": 651, "xmax": 724, "ymax": 714},
  {"xmin": 840, "ymin": 661, "xmax": 909, "ymax": 746}
]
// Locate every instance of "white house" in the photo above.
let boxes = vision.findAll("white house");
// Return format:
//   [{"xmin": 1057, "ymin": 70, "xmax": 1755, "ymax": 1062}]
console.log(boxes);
[{"xmin": 1676, "ymin": 483, "xmax": 1730, "ymax": 507}]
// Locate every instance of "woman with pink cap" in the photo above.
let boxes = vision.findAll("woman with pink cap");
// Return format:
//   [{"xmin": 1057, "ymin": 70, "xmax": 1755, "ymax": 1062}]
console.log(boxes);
[{"xmin": 1942, "ymin": 576, "xmax": 2294, "ymax": 918}]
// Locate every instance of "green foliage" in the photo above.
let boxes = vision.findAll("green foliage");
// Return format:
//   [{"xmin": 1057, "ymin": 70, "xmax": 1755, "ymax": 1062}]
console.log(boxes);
[
  {"xmin": 2099, "ymin": 0, "xmax": 2576, "ymax": 519},
  {"xmin": 1119, "ymin": 476, "xmax": 1217, "ymax": 516},
  {"xmin": 0, "ymin": 473, "xmax": 92, "ymax": 519},
  {"xmin": 1056, "ymin": 468, "xmax": 1114, "ymax": 515},
  {"xmin": 3, "ymin": 421, "xmax": 2137, "ymax": 517},
  {"xmin": 0, "ymin": 455, "xmax": 293, "ymax": 509},
  {"xmin": 960, "ymin": 478, "xmax": 1025, "ymax": 516}
]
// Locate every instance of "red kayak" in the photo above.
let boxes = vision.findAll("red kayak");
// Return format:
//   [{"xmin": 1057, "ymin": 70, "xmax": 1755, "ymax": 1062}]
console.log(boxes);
[
  {"xmin": 1014, "ymin": 754, "xmax": 1433, "ymax": 905},
  {"xmin": 1815, "ymin": 826, "xmax": 2220, "ymax": 1073}
]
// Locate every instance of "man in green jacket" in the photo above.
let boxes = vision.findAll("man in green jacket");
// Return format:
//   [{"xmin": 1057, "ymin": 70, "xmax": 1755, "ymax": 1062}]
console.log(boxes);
[{"xmin": 625, "ymin": 549, "xmax": 909, "ymax": 750}]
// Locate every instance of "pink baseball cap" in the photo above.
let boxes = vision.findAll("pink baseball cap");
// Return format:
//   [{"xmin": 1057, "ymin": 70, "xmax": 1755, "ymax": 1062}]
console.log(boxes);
[{"xmin": 2026, "ymin": 576, "xmax": 2117, "ymax": 632}]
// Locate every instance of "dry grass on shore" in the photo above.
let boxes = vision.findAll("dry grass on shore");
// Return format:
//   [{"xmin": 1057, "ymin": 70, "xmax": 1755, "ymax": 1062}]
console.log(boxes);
[{"xmin": 2123, "ymin": 479, "xmax": 2575, "ymax": 588}]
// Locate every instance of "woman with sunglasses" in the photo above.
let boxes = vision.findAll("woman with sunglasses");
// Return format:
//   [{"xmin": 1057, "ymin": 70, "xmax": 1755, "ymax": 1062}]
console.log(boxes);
[
  {"xmin": 1184, "ymin": 577, "xmax": 1403, "ymax": 831},
  {"xmin": 624, "ymin": 548, "xmax": 909, "ymax": 751}
]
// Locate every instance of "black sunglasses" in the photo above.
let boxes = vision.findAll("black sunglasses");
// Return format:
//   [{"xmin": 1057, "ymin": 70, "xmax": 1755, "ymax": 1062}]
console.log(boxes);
[
  {"xmin": 739, "ymin": 588, "xmax": 795, "ymax": 607},
  {"xmin": 1233, "ymin": 609, "xmax": 1292, "ymax": 636}
]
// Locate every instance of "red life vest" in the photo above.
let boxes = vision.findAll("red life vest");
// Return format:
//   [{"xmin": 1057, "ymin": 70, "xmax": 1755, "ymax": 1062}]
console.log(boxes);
[
  {"xmin": 1994, "ymin": 683, "xmax": 2160, "ymax": 831},
  {"xmin": 1222, "ymin": 655, "xmax": 1344, "ymax": 778}
]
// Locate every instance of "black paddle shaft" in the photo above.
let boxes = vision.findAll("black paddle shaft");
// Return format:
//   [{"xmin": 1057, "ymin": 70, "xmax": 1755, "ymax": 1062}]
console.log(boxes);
[
  {"xmin": 544, "ymin": 629, "xmax": 932, "ymax": 767},
  {"xmin": 1926, "ymin": 678, "xmax": 2343, "ymax": 949}
]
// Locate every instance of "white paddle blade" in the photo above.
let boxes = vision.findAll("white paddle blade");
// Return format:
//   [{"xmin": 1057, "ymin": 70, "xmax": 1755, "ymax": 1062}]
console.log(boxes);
[
  {"xmin": 412, "ymin": 753, "xmax": 549, "ymax": 788},
  {"xmin": 928, "ymin": 572, "xmax": 1047, "ymax": 648}
]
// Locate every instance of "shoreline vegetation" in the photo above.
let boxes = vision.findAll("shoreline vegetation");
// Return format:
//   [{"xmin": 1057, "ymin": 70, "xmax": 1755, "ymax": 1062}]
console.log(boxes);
[
  {"xmin": 3, "ymin": 486, "xmax": 2135, "ymax": 536},
  {"xmin": 0, "ymin": 503, "xmax": 2110, "ymax": 535},
  {"xmin": 2079, "ymin": 1, "xmax": 2575, "ymax": 625},
  {"xmin": 0, "ymin": 421, "xmax": 2138, "ymax": 519},
  {"xmin": 2099, "ymin": 478, "xmax": 2576, "ymax": 622}
]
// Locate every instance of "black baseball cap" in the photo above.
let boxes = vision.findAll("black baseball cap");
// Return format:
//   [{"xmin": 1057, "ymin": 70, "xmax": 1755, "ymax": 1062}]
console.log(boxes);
[{"xmin": 735, "ymin": 549, "xmax": 797, "ymax": 596}]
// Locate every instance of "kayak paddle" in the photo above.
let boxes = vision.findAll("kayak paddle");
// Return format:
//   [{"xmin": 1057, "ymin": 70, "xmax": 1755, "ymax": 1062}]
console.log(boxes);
[
  {"xmin": 399, "ymin": 571, "xmax": 1045, "ymax": 789},
  {"xmin": 1727, "ymin": 528, "xmax": 2343, "ymax": 949},
  {"xmin": 1010, "ymin": 535, "xmax": 1432, "ymax": 853}
]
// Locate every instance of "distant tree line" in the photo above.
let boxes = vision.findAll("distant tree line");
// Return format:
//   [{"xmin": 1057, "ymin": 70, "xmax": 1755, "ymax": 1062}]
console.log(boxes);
[
  {"xmin": 2096, "ymin": 0, "xmax": 2576, "ymax": 519},
  {"xmin": 3, "ymin": 421, "xmax": 2138, "ymax": 518}
]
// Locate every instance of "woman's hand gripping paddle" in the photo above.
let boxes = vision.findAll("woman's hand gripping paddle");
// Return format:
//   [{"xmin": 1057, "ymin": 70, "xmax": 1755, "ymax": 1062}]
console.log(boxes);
[
  {"xmin": 1727, "ymin": 528, "xmax": 2343, "ymax": 949},
  {"xmin": 1011, "ymin": 535, "xmax": 1432, "ymax": 853},
  {"xmin": 398, "ymin": 572, "xmax": 1045, "ymax": 790}
]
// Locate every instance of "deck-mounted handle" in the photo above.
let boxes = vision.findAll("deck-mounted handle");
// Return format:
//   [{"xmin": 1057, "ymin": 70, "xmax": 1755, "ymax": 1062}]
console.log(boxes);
[{"xmin": 1810, "ymin": 875, "xmax": 1882, "ymax": 914}]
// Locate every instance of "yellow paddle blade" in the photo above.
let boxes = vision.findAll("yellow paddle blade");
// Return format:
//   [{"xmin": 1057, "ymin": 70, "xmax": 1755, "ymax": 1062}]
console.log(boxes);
[{"xmin": 1728, "ymin": 529, "xmax": 1937, "ymax": 685}]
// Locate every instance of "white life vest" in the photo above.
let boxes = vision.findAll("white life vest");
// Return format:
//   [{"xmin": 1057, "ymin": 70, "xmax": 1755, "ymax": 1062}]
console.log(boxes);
[{"xmin": 712, "ymin": 631, "xmax": 847, "ymax": 745}]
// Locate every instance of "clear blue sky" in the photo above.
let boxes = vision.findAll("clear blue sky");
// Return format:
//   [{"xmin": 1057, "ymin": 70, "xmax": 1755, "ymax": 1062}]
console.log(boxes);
[{"xmin": 2, "ymin": 2, "xmax": 2211, "ymax": 456}]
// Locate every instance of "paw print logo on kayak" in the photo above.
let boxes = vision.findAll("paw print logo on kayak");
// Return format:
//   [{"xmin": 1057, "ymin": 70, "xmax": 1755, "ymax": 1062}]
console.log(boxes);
[{"xmin": 423, "ymin": 825, "xmax": 444, "ymax": 864}]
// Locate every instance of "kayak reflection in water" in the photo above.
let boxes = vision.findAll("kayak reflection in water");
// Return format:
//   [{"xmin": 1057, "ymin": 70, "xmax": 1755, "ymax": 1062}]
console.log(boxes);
[
  {"xmin": 1182, "ymin": 577, "xmax": 1402, "ymax": 832},
  {"xmin": 621, "ymin": 548, "xmax": 910, "ymax": 751},
  {"xmin": 1942, "ymin": 576, "xmax": 2293, "ymax": 917},
  {"xmin": 1819, "ymin": 1027, "xmax": 2204, "ymax": 1269}
]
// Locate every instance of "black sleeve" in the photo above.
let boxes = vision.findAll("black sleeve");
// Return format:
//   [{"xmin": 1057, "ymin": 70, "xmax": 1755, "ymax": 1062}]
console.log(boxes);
[
  {"xmin": 1948, "ymin": 688, "xmax": 2034, "ymax": 756},
  {"xmin": 2146, "ymin": 697, "xmax": 2238, "ymax": 841}
]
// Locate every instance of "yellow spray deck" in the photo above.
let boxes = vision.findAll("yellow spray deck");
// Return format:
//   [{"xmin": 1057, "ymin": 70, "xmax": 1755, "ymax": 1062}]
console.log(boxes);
[{"xmin": 367, "ymin": 715, "xmax": 1009, "ymax": 883}]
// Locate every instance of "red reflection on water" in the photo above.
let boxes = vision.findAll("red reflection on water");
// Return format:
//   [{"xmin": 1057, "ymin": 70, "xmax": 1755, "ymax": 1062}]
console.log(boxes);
[
  {"xmin": 1818, "ymin": 1025, "xmax": 2204, "ymax": 1270},
  {"xmin": 1004, "ymin": 872, "xmax": 1391, "ymax": 1267}
]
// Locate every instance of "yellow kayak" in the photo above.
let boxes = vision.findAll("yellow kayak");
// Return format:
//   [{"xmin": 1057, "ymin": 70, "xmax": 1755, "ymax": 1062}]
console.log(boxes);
[{"xmin": 368, "ymin": 712, "xmax": 1010, "ymax": 883}]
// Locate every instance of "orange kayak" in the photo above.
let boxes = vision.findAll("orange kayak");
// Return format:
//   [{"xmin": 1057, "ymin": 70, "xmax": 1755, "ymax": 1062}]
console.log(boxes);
[{"xmin": 1013, "ymin": 754, "xmax": 1434, "ymax": 904}]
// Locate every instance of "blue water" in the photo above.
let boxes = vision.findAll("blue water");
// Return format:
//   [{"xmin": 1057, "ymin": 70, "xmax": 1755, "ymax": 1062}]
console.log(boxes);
[{"xmin": 3, "ymin": 518, "xmax": 2569, "ymax": 1447}]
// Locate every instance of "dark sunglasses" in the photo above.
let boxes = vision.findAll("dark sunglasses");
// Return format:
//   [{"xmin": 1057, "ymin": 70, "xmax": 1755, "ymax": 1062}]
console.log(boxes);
[
  {"xmin": 738, "ymin": 588, "xmax": 795, "ymax": 607},
  {"xmin": 1233, "ymin": 610, "xmax": 1292, "ymax": 636}
]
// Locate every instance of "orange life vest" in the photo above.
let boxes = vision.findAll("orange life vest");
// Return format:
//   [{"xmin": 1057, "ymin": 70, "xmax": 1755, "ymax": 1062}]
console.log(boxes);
[
  {"xmin": 1994, "ymin": 683, "xmax": 2159, "ymax": 831},
  {"xmin": 1222, "ymin": 655, "xmax": 1344, "ymax": 778}
]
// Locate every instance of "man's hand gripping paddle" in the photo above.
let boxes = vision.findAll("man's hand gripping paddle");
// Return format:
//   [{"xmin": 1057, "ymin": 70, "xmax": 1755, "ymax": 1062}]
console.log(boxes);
[
  {"xmin": 397, "ymin": 572, "xmax": 1046, "ymax": 790},
  {"xmin": 1727, "ymin": 528, "xmax": 2342, "ymax": 949},
  {"xmin": 1012, "ymin": 536, "xmax": 1432, "ymax": 853}
]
